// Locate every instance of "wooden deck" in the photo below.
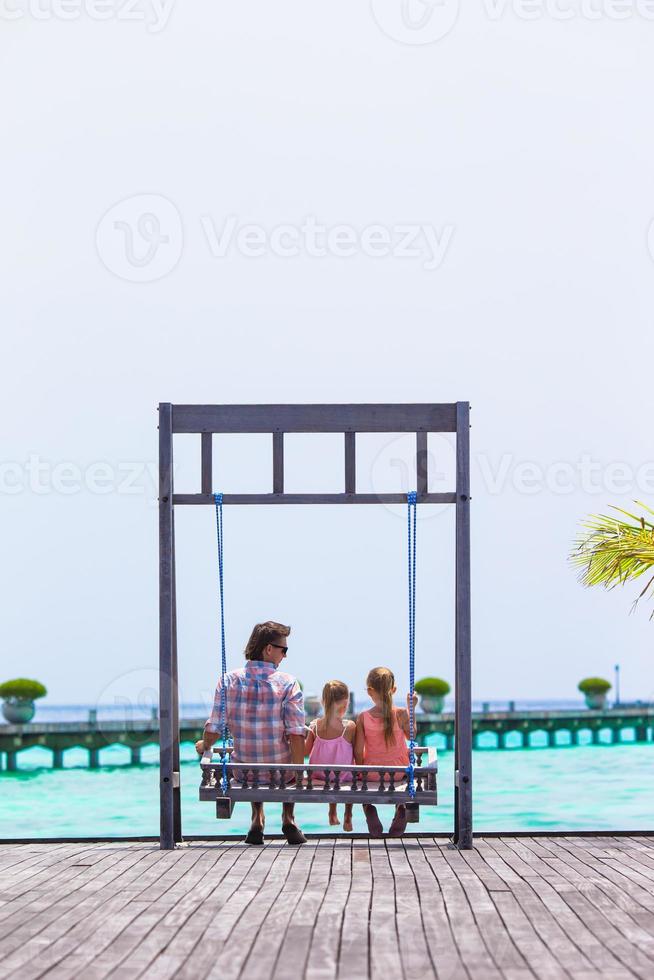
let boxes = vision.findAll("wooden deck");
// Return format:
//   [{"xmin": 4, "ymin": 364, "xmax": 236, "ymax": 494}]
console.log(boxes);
[{"xmin": 2, "ymin": 836, "xmax": 654, "ymax": 978}]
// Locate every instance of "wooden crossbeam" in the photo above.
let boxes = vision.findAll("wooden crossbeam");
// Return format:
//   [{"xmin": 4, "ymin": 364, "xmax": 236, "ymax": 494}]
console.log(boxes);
[
  {"xmin": 172, "ymin": 403, "xmax": 457, "ymax": 434},
  {"xmin": 173, "ymin": 492, "xmax": 456, "ymax": 506}
]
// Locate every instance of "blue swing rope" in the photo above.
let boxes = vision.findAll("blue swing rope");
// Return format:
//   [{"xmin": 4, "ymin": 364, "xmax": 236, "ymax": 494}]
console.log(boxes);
[
  {"xmin": 407, "ymin": 490, "xmax": 417, "ymax": 799},
  {"xmin": 213, "ymin": 492, "xmax": 228, "ymax": 795}
]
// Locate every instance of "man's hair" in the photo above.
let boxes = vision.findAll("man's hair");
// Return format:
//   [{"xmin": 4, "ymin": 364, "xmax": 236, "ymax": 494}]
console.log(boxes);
[{"xmin": 244, "ymin": 621, "xmax": 291, "ymax": 661}]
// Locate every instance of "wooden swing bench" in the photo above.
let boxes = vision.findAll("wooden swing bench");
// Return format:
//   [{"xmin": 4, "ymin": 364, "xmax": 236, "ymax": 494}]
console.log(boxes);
[{"xmin": 200, "ymin": 746, "xmax": 438, "ymax": 822}]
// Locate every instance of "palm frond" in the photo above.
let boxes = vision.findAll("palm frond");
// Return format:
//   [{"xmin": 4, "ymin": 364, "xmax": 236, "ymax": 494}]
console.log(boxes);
[{"xmin": 569, "ymin": 501, "xmax": 654, "ymax": 617}]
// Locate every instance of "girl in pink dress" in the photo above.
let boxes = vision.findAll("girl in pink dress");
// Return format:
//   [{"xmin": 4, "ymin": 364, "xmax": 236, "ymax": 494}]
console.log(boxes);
[
  {"xmin": 305, "ymin": 680, "xmax": 355, "ymax": 832},
  {"xmin": 354, "ymin": 666, "xmax": 417, "ymax": 838}
]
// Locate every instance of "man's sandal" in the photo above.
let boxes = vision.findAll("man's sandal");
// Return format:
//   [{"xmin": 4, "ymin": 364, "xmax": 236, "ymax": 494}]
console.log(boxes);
[{"xmin": 282, "ymin": 823, "xmax": 307, "ymax": 845}]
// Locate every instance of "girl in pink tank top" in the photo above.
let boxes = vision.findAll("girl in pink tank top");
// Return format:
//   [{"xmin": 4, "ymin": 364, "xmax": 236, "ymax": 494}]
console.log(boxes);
[
  {"xmin": 354, "ymin": 666, "xmax": 417, "ymax": 838},
  {"xmin": 305, "ymin": 680, "xmax": 355, "ymax": 832}
]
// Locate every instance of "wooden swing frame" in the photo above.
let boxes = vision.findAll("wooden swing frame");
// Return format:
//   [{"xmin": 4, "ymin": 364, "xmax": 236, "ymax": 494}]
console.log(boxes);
[{"xmin": 158, "ymin": 402, "xmax": 472, "ymax": 850}]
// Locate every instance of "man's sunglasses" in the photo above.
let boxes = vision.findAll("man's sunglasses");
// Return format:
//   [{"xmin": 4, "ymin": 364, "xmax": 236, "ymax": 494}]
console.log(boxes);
[{"xmin": 269, "ymin": 643, "xmax": 288, "ymax": 656}]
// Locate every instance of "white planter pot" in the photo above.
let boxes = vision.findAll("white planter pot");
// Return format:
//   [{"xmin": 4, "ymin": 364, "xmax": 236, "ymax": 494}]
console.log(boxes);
[
  {"xmin": 2, "ymin": 699, "xmax": 35, "ymax": 724},
  {"xmin": 584, "ymin": 692, "xmax": 607, "ymax": 710},
  {"xmin": 419, "ymin": 695, "xmax": 445, "ymax": 714}
]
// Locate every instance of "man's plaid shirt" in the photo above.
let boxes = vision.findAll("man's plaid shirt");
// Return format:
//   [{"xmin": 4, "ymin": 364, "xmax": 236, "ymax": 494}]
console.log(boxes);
[{"xmin": 206, "ymin": 660, "xmax": 305, "ymax": 764}]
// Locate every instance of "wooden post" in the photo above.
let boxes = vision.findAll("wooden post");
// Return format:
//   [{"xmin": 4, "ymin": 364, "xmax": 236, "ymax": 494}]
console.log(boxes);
[
  {"xmin": 344, "ymin": 432, "xmax": 356, "ymax": 494},
  {"xmin": 273, "ymin": 432, "xmax": 284, "ymax": 494},
  {"xmin": 159, "ymin": 402, "xmax": 178, "ymax": 850},
  {"xmin": 171, "ymin": 508, "xmax": 182, "ymax": 842},
  {"xmin": 131, "ymin": 746, "xmax": 141, "ymax": 765},
  {"xmin": 201, "ymin": 433, "xmax": 212, "ymax": 495},
  {"xmin": 416, "ymin": 431, "xmax": 428, "ymax": 496},
  {"xmin": 454, "ymin": 401, "xmax": 472, "ymax": 849},
  {"xmin": 52, "ymin": 748, "xmax": 64, "ymax": 768},
  {"xmin": 89, "ymin": 748, "xmax": 99, "ymax": 768}
]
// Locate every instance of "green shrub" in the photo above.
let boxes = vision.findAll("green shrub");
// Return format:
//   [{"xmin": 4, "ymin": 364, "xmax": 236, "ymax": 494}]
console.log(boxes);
[
  {"xmin": 414, "ymin": 677, "xmax": 451, "ymax": 697},
  {"xmin": 0, "ymin": 678, "xmax": 47, "ymax": 701},
  {"xmin": 578, "ymin": 677, "xmax": 611, "ymax": 695}
]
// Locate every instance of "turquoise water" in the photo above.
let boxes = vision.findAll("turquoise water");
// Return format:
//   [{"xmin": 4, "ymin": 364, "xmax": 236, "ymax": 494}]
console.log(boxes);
[{"xmin": 2, "ymin": 738, "xmax": 653, "ymax": 838}]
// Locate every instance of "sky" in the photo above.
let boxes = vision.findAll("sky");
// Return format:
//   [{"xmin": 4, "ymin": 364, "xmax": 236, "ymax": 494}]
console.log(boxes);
[{"xmin": 2, "ymin": 1, "xmax": 654, "ymax": 713}]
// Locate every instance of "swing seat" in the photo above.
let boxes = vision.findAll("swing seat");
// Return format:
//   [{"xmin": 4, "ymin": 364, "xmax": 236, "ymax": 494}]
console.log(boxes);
[{"xmin": 200, "ymin": 746, "xmax": 437, "ymax": 820}]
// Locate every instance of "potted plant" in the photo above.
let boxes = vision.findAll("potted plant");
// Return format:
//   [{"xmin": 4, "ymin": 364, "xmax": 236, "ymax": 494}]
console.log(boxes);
[
  {"xmin": 414, "ymin": 677, "xmax": 451, "ymax": 714},
  {"xmin": 578, "ymin": 677, "xmax": 611, "ymax": 710},
  {"xmin": 0, "ymin": 678, "xmax": 47, "ymax": 724}
]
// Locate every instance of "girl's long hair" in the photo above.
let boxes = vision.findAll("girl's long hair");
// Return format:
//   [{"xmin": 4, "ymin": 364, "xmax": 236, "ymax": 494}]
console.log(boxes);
[
  {"xmin": 366, "ymin": 667, "xmax": 395, "ymax": 745},
  {"xmin": 322, "ymin": 679, "xmax": 349, "ymax": 717}
]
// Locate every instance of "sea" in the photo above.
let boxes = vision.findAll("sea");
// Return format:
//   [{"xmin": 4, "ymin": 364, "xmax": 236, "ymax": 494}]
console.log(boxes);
[{"xmin": 1, "ymin": 701, "xmax": 652, "ymax": 839}]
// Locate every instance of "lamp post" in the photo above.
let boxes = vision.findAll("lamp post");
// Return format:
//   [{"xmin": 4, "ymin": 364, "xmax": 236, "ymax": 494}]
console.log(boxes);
[{"xmin": 614, "ymin": 663, "xmax": 620, "ymax": 707}]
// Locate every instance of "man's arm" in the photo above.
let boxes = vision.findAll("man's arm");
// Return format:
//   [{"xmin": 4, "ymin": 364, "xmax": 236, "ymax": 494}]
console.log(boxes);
[
  {"xmin": 288, "ymin": 734, "xmax": 306, "ymax": 766},
  {"xmin": 196, "ymin": 676, "xmax": 226, "ymax": 755},
  {"xmin": 282, "ymin": 680, "xmax": 306, "ymax": 764},
  {"xmin": 195, "ymin": 727, "xmax": 220, "ymax": 756}
]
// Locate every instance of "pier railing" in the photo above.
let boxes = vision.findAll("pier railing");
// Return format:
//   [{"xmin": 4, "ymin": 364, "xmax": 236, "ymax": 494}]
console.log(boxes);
[{"xmin": 1, "ymin": 705, "xmax": 652, "ymax": 770}]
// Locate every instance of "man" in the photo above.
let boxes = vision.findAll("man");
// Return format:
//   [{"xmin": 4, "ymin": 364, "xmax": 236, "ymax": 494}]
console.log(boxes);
[{"xmin": 196, "ymin": 620, "xmax": 307, "ymax": 845}]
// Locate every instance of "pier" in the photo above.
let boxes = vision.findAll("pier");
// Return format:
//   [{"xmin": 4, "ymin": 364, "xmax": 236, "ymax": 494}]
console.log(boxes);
[
  {"xmin": 2, "ymin": 834, "xmax": 654, "ymax": 978},
  {"xmin": 0, "ymin": 705, "xmax": 652, "ymax": 770},
  {"xmin": 417, "ymin": 704, "xmax": 654, "ymax": 750}
]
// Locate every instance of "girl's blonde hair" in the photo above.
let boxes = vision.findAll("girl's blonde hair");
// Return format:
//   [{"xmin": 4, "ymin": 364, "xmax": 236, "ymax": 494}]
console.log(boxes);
[
  {"xmin": 321, "ymin": 680, "xmax": 349, "ymax": 716},
  {"xmin": 366, "ymin": 667, "xmax": 396, "ymax": 745}
]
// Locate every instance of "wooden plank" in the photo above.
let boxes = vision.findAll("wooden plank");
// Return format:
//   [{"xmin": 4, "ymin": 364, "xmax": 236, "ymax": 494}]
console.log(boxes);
[
  {"xmin": 204, "ymin": 845, "xmax": 303, "ymax": 980},
  {"xmin": 0, "ymin": 846, "xmax": 149, "ymax": 945},
  {"xmin": 463, "ymin": 844, "xmax": 596, "ymax": 979},
  {"xmin": 1, "ymin": 846, "xmax": 171, "ymax": 976},
  {"xmin": 201, "ymin": 433, "xmax": 212, "ymax": 495},
  {"xmin": 105, "ymin": 844, "xmax": 262, "ymax": 980},
  {"xmin": 28, "ymin": 848, "xmax": 213, "ymax": 980},
  {"xmin": 234, "ymin": 841, "xmax": 318, "ymax": 980},
  {"xmin": 368, "ymin": 839, "xmax": 403, "ymax": 980},
  {"xmin": 477, "ymin": 839, "xmax": 603, "ymax": 978},
  {"xmin": 172, "ymin": 403, "xmax": 458, "ymax": 434},
  {"xmin": 174, "ymin": 491, "xmax": 456, "ymax": 506},
  {"xmin": 418, "ymin": 839, "xmax": 502, "ymax": 978},
  {"xmin": 274, "ymin": 841, "xmax": 335, "ymax": 980},
  {"xmin": 175, "ymin": 842, "xmax": 289, "ymax": 980},
  {"xmin": 158, "ymin": 402, "xmax": 175, "ymax": 851},
  {"xmin": 526, "ymin": 838, "xmax": 654, "ymax": 973},
  {"xmin": 79, "ymin": 848, "xmax": 234, "ymax": 980},
  {"xmin": 555, "ymin": 838, "xmax": 654, "ymax": 911},
  {"xmin": 0, "ymin": 845, "xmax": 120, "ymax": 934},
  {"xmin": 386, "ymin": 839, "xmax": 435, "ymax": 979},
  {"xmin": 454, "ymin": 401, "xmax": 472, "ymax": 849},
  {"xmin": 439, "ymin": 841, "xmax": 531, "ymax": 979},
  {"xmin": 305, "ymin": 839, "xmax": 353, "ymax": 980},
  {"xmin": 403, "ymin": 840, "xmax": 466, "ymax": 979},
  {"xmin": 54, "ymin": 846, "xmax": 236, "ymax": 980},
  {"xmin": 3, "ymin": 838, "xmax": 654, "ymax": 980},
  {"xmin": 338, "ymin": 840, "xmax": 372, "ymax": 980},
  {"xmin": 273, "ymin": 432, "xmax": 284, "ymax": 494},
  {"xmin": 491, "ymin": 838, "xmax": 636, "ymax": 977},
  {"xmin": 344, "ymin": 431, "xmax": 356, "ymax": 494}
]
